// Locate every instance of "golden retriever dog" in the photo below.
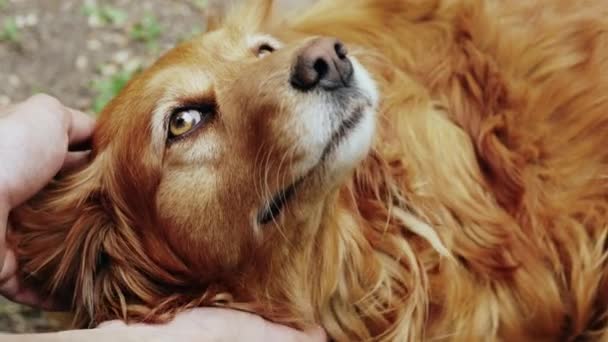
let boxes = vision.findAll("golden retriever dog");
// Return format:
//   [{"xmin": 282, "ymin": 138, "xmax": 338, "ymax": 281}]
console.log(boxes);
[{"xmin": 8, "ymin": 0, "xmax": 608, "ymax": 340}]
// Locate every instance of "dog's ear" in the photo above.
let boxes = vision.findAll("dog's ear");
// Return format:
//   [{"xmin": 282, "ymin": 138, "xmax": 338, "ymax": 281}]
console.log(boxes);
[
  {"xmin": 9, "ymin": 156, "xmax": 107, "ymax": 323},
  {"xmin": 8, "ymin": 153, "xmax": 190, "ymax": 327}
]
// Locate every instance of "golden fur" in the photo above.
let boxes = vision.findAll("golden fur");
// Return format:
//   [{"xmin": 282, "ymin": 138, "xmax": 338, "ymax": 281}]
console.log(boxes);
[{"xmin": 8, "ymin": 0, "xmax": 608, "ymax": 340}]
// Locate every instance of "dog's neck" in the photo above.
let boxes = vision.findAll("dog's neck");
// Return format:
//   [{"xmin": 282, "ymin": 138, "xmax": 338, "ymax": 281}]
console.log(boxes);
[{"xmin": 248, "ymin": 151, "xmax": 437, "ymax": 341}]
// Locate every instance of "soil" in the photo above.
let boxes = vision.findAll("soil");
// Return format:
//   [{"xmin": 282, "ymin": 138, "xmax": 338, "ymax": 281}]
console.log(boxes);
[{"xmin": 0, "ymin": 0, "xmax": 209, "ymax": 110}]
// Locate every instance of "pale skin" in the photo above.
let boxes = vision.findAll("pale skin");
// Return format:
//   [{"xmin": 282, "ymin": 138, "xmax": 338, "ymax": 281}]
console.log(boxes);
[{"xmin": 0, "ymin": 94, "xmax": 325, "ymax": 342}]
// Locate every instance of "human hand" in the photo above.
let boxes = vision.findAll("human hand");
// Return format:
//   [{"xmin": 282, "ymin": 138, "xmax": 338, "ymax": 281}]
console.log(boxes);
[
  {"xmin": 0, "ymin": 94, "xmax": 95, "ymax": 307},
  {"xmin": 0, "ymin": 308, "xmax": 326, "ymax": 342},
  {"xmin": 97, "ymin": 308, "xmax": 326, "ymax": 342}
]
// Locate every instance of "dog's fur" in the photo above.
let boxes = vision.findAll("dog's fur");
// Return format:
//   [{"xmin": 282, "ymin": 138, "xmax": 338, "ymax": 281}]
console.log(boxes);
[{"xmin": 9, "ymin": 0, "xmax": 608, "ymax": 340}]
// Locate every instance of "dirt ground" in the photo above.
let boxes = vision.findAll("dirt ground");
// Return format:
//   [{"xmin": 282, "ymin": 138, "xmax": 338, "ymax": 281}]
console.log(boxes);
[
  {"xmin": 0, "ymin": 0, "xmax": 210, "ymax": 333},
  {"xmin": 0, "ymin": 0, "xmax": 210, "ymax": 111}
]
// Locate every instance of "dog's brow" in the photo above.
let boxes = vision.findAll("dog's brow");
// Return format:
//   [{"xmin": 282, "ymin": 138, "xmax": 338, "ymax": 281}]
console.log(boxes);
[
  {"xmin": 145, "ymin": 67, "xmax": 214, "ymax": 153},
  {"xmin": 148, "ymin": 66, "xmax": 213, "ymax": 98}
]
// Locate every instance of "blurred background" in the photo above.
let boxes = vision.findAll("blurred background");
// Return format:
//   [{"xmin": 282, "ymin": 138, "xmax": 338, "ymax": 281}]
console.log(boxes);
[
  {"xmin": 0, "ymin": 0, "xmax": 212, "ymax": 113},
  {"xmin": 0, "ymin": 0, "xmax": 215, "ymax": 333}
]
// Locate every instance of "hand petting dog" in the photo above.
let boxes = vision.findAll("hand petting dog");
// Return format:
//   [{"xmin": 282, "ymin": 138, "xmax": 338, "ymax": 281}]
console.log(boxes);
[
  {"xmin": 0, "ymin": 94, "xmax": 94, "ymax": 308},
  {"xmin": 0, "ymin": 95, "xmax": 325, "ymax": 342}
]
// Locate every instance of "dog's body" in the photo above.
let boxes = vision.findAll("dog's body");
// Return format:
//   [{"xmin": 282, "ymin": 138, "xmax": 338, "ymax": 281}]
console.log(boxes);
[{"xmin": 10, "ymin": 0, "xmax": 608, "ymax": 341}]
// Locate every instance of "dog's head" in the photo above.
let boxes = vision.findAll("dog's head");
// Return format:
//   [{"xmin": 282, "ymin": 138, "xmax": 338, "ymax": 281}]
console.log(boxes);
[
  {"xmin": 92, "ymin": 2, "xmax": 378, "ymax": 276},
  {"xmin": 11, "ymin": 0, "xmax": 377, "ymax": 324}
]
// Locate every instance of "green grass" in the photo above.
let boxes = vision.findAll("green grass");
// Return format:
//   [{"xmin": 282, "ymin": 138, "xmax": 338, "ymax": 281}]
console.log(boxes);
[
  {"xmin": 0, "ymin": 0, "xmax": 8, "ymax": 10},
  {"xmin": 30, "ymin": 85, "xmax": 49, "ymax": 95},
  {"xmin": 91, "ymin": 68, "xmax": 137, "ymax": 113},
  {"xmin": 0, "ymin": 18, "xmax": 20, "ymax": 43},
  {"xmin": 192, "ymin": 0, "xmax": 208, "ymax": 10},
  {"xmin": 82, "ymin": 4, "xmax": 128, "ymax": 26},
  {"xmin": 130, "ymin": 14, "xmax": 162, "ymax": 50}
]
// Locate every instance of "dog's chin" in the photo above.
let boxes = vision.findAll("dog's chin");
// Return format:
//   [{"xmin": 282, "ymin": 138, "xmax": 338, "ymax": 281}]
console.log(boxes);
[
  {"xmin": 256, "ymin": 60, "xmax": 378, "ymax": 225},
  {"xmin": 316, "ymin": 59, "xmax": 378, "ymax": 185},
  {"xmin": 257, "ymin": 104, "xmax": 375, "ymax": 225}
]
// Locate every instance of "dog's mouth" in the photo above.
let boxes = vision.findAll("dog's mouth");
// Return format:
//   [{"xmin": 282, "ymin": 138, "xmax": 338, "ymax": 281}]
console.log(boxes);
[
  {"xmin": 257, "ymin": 180, "xmax": 300, "ymax": 225},
  {"xmin": 257, "ymin": 106, "xmax": 365, "ymax": 225}
]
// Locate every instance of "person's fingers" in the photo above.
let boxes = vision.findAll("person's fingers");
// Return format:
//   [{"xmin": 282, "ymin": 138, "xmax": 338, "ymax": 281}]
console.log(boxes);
[
  {"xmin": 97, "ymin": 320, "xmax": 128, "ymax": 329},
  {"xmin": 0, "ymin": 104, "xmax": 14, "ymax": 117},
  {"xmin": 23, "ymin": 93, "xmax": 69, "ymax": 127},
  {"xmin": 8, "ymin": 286, "xmax": 59, "ymax": 311},
  {"xmin": 7, "ymin": 284, "xmax": 43, "ymax": 308},
  {"xmin": 180, "ymin": 308, "xmax": 327, "ymax": 342},
  {"xmin": 66, "ymin": 108, "xmax": 95, "ymax": 150},
  {"xmin": 265, "ymin": 322, "xmax": 327, "ymax": 342},
  {"xmin": 0, "ymin": 201, "xmax": 8, "ymax": 283},
  {"xmin": 296, "ymin": 326, "xmax": 326, "ymax": 342},
  {"xmin": 0, "ymin": 250, "xmax": 25, "ymax": 306},
  {"xmin": 0, "ymin": 248, "xmax": 17, "ymax": 291},
  {"xmin": 0, "ymin": 249, "xmax": 61, "ymax": 310},
  {"xmin": 0, "ymin": 94, "xmax": 96, "ymax": 208},
  {"xmin": 16, "ymin": 94, "xmax": 95, "ymax": 148},
  {"xmin": 61, "ymin": 151, "xmax": 91, "ymax": 173},
  {"xmin": 96, "ymin": 308, "xmax": 327, "ymax": 342}
]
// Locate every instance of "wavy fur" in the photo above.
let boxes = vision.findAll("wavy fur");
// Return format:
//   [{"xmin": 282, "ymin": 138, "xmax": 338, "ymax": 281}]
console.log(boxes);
[{"xmin": 9, "ymin": 0, "xmax": 608, "ymax": 340}]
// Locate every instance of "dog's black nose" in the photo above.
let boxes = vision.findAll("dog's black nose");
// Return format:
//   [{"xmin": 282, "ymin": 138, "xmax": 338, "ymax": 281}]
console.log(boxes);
[{"xmin": 290, "ymin": 38, "xmax": 353, "ymax": 91}]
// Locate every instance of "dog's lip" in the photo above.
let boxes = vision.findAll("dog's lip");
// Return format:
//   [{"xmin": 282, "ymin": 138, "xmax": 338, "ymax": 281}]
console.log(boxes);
[
  {"xmin": 256, "ymin": 106, "xmax": 365, "ymax": 224},
  {"xmin": 257, "ymin": 179, "xmax": 301, "ymax": 225},
  {"xmin": 319, "ymin": 105, "xmax": 364, "ymax": 163}
]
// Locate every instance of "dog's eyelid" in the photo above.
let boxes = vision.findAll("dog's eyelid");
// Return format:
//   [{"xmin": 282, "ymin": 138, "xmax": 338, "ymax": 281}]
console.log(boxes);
[
  {"xmin": 172, "ymin": 102, "xmax": 216, "ymax": 115},
  {"xmin": 258, "ymin": 43, "xmax": 275, "ymax": 53},
  {"xmin": 248, "ymin": 34, "xmax": 282, "ymax": 58}
]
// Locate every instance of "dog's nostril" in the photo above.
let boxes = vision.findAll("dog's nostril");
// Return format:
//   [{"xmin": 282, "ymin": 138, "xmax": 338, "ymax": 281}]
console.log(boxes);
[
  {"xmin": 313, "ymin": 58, "xmax": 329, "ymax": 79},
  {"xmin": 291, "ymin": 37, "xmax": 353, "ymax": 91},
  {"xmin": 335, "ymin": 42, "xmax": 348, "ymax": 59}
]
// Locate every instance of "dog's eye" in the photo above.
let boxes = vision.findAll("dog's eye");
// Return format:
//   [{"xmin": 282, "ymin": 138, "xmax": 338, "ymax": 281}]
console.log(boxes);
[
  {"xmin": 168, "ymin": 109, "xmax": 205, "ymax": 138},
  {"xmin": 256, "ymin": 43, "xmax": 276, "ymax": 58}
]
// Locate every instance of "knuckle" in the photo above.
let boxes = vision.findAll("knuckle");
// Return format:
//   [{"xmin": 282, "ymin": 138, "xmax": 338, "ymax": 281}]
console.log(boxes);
[
  {"xmin": 27, "ymin": 93, "xmax": 62, "ymax": 110},
  {"xmin": 26, "ymin": 94, "xmax": 70, "ymax": 127}
]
